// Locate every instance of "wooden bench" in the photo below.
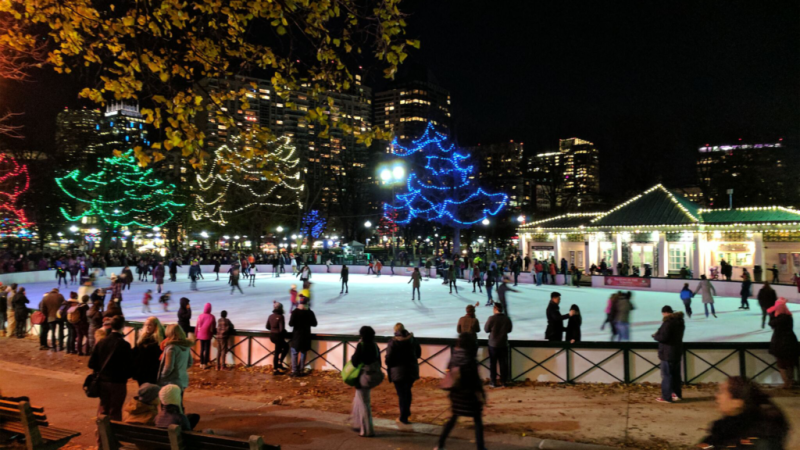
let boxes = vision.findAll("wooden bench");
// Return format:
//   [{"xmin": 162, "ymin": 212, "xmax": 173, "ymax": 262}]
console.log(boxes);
[
  {"xmin": 97, "ymin": 415, "xmax": 280, "ymax": 450},
  {"xmin": 0, "ymin": 397, "xmax": 81, "ymax": 450}
]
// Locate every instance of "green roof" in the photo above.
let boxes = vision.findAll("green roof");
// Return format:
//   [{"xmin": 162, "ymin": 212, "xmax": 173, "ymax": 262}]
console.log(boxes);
[
  {"xmin": 698, "ymin": 207, "xmax": 800, "ymax": 224},
  {"xmin": 591, "ymin": 185, "xmax": 700, "ymax": 227}
]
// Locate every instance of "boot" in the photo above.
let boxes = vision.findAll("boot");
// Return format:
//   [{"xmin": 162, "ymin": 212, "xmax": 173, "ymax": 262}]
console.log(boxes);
[{"xmin": 779, "ymin": 369, "xmax": 792, "ymax": 389}]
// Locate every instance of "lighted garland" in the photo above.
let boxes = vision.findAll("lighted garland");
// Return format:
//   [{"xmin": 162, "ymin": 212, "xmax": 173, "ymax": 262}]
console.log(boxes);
[
  {"xmin": 192, "ymin": 136, "xmax": 303, "ymax": 225},
  {"xmin": 385, "ymin": 122, "xmax": 508, "ymax": 227},
  {"xmin": 56, "ymin": 150, "xmax": 185, "ymax": 228},
  {"xmin": 300, "ymin": 210, "xmax": 326, "ymax": 240},
  {"xmin": 0, "ymin": 153, "xmax": 33, "ymax": 236}
]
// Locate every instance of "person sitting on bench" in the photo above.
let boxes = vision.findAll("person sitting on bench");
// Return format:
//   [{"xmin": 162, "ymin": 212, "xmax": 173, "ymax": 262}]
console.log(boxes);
[{"xmin": 155, "ymin": 384, "xmax": 199, "ymax": 431}]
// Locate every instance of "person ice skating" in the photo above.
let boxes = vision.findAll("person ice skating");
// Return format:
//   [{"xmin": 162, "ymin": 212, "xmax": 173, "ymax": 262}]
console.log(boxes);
[
  {"xmin": 288, "ymin": 297, "xmax": 317, "ymax": 377},
  {"xmin": 56, "ymin": 265, "xmax": 67, "ymax": 287},
  {"xmin": 168, "ymin": 259, "xmax": 180, "ymax": 282},
  {"xmin": 340, "ymin": 265, "xmax": 349, "ymax": 294},
  {"xmin": 267, "ymin": 302, "xmax": 289, "ymax": 372},
  {"xmin": 457, "ymin": 303, "xmax": 482, "ymax": 345},
  {"xmin": 600, "ymin": 293, "xmax": 618, "ymax": 338},
  {"xmin": 153, "ymin": 262, "xmax": 165, "ymax": 294},
  {"xmin": 679, "ymin": 283, "xmax": 693, "ymax": 318},
  {"xmin": 740, "ymin": 268, "xmax": 752, "ymax": 310},
  {"xmin": 471, "ymin": 266, "xmax": 483, "ymax": 293},
  {"xmin": 448, "ymin": 263, "xmax": 458, "ymax": 294},
  {"xmin": 390, "ymin": 258, "xmax": 395, "ymax": 275},
  {"xmin": 758, "ymin": 281, "xmax": 778, "ymax": 329},
  {"xmin": 484, "ymin": 302, "xmax": 512, "ymax": 387},
  {"xmin": 189, "ymin": 261, "xmax": 201, "ymax": 291},
  {"xmin": 248, "ymin": 264, "xmax": 257, "ymax": 286},
  {"xmin": 142, "ymin": 290, "xmax": 153, "ymax": 313},
  {"xmin": 769, "ymin": 264, "xmax": 779, "ymax": 284},
  {"xmin": 697, "ymin": 377, "xmax": 788, "ymax": 449},
  {"xmin": 385, "ymin": 323, "xmax": 420, "ymax": 425},
  {"xmin": 694, "ymin": 275, "xmax": 717, "ymax": 318},
  {"xmin": 159, "ymin": 291, "xmax": 171, "ymax": 312},
  {"xmin": 375, "ymin": 259, "xmax": 383, "ymax": 277},
  {"xmin": 435, "ymin": 333, "xmax": 486, "ymax": 450},
  {"xmin": 299, "ymin": 264, "xmax": 311, "ymax": 285},
  {"xmin": 653, "ymin": 306, "xmax": 685, "ymax": 403},
  {"xmin": 366, "ymin": 260, "xmax": 374, "ymax": 275},
  {"xmin": 289, "ymin": 284, "xmax": 299, "ymax": 312},
  {"xmin": 610, "ymin": 291, "xmax": 634, "ymax": 341},
  {"xmin": 545, "ymin": 292, "xmax": 569, "ymax": 342},
  {"xmin": 195, "ymin": 303, "xmax": 216, "ymax": 369},
  {"xmin": 768, "ymin": 298, "xmax": 799, "ymax": 389},
  {"xmin": 350, "ymin": 326, "xmax": 384, "ymax": 437},
  {"xmin": 495, "ymin": 276, "xmax": 518, "ymax": 316},
  {"xmin": 215, "ymin": 310, "xmax": 235, "ymax": 370},
  {"xmin": 230, "ymin": 267, "xmax": 244, "ymax": 295},
  {"xmin": 484, "ymin": 269, "xmax": 495, "ymax": 306},
  {"xmin": 565, "ymin": 304, "xmax": 581, "ymax": 343},
  {"xmin": 409, "ymin": 267, "xmax": 422, "ymax": 301},
  {"xmin": 213, "ymin": 258, "xmax": 221, "ymax": 281}
]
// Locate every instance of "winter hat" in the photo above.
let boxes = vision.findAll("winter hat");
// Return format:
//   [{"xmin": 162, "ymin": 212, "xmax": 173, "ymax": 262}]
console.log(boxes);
[
  {"xmin": 662, "ymin": 305, "xmax": 674, "ymax": 313},
  {"xmin": 136, "ymin": 383, "xmax": 161, "ymax": 404},
  {"xmin": 767, "ymin": 297, "xmax": 791, "ymax": 317},
  {"xmin": 70, "ymin": 291, "xmax": 78, "ymax": 299},
  {"xmin": 159, "ymin": 384, "xmax": 183, "ymax": 413}
]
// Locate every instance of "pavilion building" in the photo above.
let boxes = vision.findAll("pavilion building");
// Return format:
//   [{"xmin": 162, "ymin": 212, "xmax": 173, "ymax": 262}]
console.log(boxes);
[{"xmin": 518, "ymin": 184, "xmax": 800, "ymax": 280}]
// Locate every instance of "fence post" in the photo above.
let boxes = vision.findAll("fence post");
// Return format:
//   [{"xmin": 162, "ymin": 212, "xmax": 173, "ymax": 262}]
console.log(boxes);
[
  {"xmin": 682, "ymin": 348, "xmax": 688, "ymax": 387},
  {"xmin": 565, "ymin": 347, "xmax": 571, "ymax": 383},
  {"xmin": 247, "ymin": 336, "xmax": 252, "ymax": 367},
  {"xmin": 739, "ymin": 347, "xmax": 747, "ymax": 378},
  {"xmin": 623, "ymin": 347, "xmax": 631, "ymax": 384}
]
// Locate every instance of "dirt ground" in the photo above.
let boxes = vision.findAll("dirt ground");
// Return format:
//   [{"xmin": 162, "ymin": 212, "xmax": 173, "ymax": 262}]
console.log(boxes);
[{"xmin": 2, "ymin": 336, "xmax": 799, "ymax": 449}]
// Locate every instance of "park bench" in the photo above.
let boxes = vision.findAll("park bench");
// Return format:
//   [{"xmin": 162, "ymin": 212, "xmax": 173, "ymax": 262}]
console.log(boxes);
[
  {"xmin": 0, "ymin": 396, "xmax": 81, "ymax": 450},
  {"xmin": 97, "ymin": 415, "xmax": 281, "ymax": 450}
]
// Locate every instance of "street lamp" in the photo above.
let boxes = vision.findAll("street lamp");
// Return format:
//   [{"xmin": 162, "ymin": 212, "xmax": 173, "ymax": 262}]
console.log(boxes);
[
  {"xmin": 517, "ymin": 215, "xmax": 526, "ymax": 223},
  {"xmin": 69, "ymin": 226, "xmax": 79, "ymax": 233},
  {"xmin": 153, "ymin": 226, "xmax": 161, "ymax": 232},
  {"xmin": 482, "ymin": 218, "xmax": 490, "ymax": 226},
  {"xmin": 277, "ymin": 226, "xmax": 284, "ymax": 232},
  {"xmin": 364, "ymin": 221, "xmax": 372, "ymax": 228},
  {"xmin": 200, "ymin": 231, "xmax": 209, "ymax": 238}
]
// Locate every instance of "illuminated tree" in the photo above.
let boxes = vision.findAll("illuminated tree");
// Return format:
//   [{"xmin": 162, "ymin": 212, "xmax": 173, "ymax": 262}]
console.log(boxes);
[
  {"xmin": 377, "ymin": 209, "xmax": 399, "ymax": 237},
  {"xmin": 300, "ymin": 210, "xmax": 327, "ymax": 245},
  {"xmin": 0, "ymin": 153, "xmax": 32, "ymax": 236},
  {"xmin": 385, "ymin": 123, "xmax": 508, "ymax": 254},
  {"xmin": 193, "ymin": 136, "xmax": 303, "ymax": 226},
  {"xmin": 0, "ymin": 0, "xmax": 417, "ymax": 168},
  {"xmin": 56, "ymin": 151, "xmax": 185, "ymax": 236}
]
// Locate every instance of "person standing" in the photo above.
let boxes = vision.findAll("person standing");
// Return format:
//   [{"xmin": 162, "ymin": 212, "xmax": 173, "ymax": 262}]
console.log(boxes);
[
  {"xmin": 11, "ymin": 286, "xmax": 28, "ymax": 338},
  {"xmin": 340, "ymin": 264, "xmax": 349, "ymax": 294},
  {"xmin": 88, "ymin": 316, "xmax": 133, "ymax": 425},
  {"xmin": 350, "ymin": 326, "xmax": 384, "ymax": 437},
  {"xmin": 560, "ymin": 258, "xmax": 568, "ymax": 285},
  {"xmin": 653, "ymin": 306, "xmax": 685, "ymax": 403},
  {"xmin": 3, "ymin": 284, "xmax": 14, "ymax": 338},
  {"xmin": 679, "ymin": 283, "xmax": 694, "ymax": 318},
  {"xmin": 213, "ymin": 258, "xmax": 221, "ymax": 281},
  {"xmin": 41, "ymin": 288, "xmax": 65, "ymax": 351},
  {"xmin": 435, "ymin": 333, "xmax": 486, "ymax": 450},
  {"xmin": 375, "ymin": 259, "xmax": 383, "ymax": 277},
  {"xmin": 457, "ymin": 304, "xmax": 481, "ymax": 343},
  {"xmin": 157, "ymin": 324, "xmax": 194, "ymax": 399},
  {"xmin": 740, "ymin": 269, "xmax": 752, "ymax": 310},
  {"xmin": 74, "ymin": 295, "xmax": 90, "ymax": 355},
  {"xmin": 267, "ymin": 302, "xmax": 289, "ymax": 372},
  {"xmin": 448, "ymin": 263, "xmax": 458, "ymax": 294},
  {"xmin": 565, "ymin": 304, "xmax": 581, "ymax": 343},
  {"xmin": 195, "ymin": 303, "xmax": 216, "ymax": 369},
  {"xmin": 757, "ymin": 281, "xmax": 778, "ymax": 329},
  {"xmin": 534, "ymin": 260, "xmax": 543, "ymax": 286},
  {"xmin": 177, "ymin": 298, "xmax": 192, "ymax": 335},
  {"xmin": 545, "ymin": 292, "xmax": 569, "ymax": 341},
  {"xmin": 63, "ymin": 292, "xmax": 81, "ymax": 354},
  {"xmin": 87, "ymin": 297, "xmax": 103, "ymax": 352},
  {"xmin": 215, "ymin": 310, "xmax": 234, "ymax": 370},
  {"xmin": 694, "ymin": 275, "xmax": 718, "ymax": 318},
  {"xmin": 385, "ymin": 323, "xmax": 420, "ymax": 425},
  {"xmin": 132, "ymin": 317, "xmax": 165, "ymax": 386},
  {"xmin": 408, "ymin": 267, "xmax": 421, "ymax": 301},
  {"xmin": 484, "ymin": 302, "xmax": 513, "ymax": 388},
  {"xmin": 288, "ymin": 298, "xmax": 317, "ymax": 377},
  {"xmin": 611, "ymin": 291, "xmax": 634, "ymax": 341},
  {"xmin": 767, "ymin": 298, "xmax": 799, "ymax": 389},
  {"xmin": 153, "ymin": 262, "xmax": 165, "ymax": 294}
]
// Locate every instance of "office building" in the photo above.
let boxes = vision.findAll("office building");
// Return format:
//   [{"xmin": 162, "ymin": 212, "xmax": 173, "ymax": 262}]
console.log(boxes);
[
  {"xmin": 374, "ymin": 77, "xmax": 451, "ymax": 142},
  {"xmin": 528, "ymin": 137, "xmax": 600, "ymax": 211},
  {"xmin": 96, "ymin": 103, "xmax": 149, "ymax": 157},
  {"xmin": 472, "ymin": 141, "xmax": 528, "ymax": 211},
  {"xmin": 55, "ymin": 107, "xmax": 102, "ymax": 170}
]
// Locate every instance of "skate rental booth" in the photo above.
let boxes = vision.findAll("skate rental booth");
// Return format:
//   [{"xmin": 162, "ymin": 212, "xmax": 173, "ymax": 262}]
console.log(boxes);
[{"xmin": 517, "ymin": 184, "xmax": 800, "ymax": 285}]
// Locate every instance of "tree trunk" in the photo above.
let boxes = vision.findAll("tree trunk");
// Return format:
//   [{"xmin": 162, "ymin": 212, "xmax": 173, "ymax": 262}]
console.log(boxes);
[{"xmin": 452, "ymin": 228, "xmax": 461, "ymax": 256}]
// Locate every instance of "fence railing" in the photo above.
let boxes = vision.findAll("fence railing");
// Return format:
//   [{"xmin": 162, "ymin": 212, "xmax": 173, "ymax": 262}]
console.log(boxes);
[{"xmin": 116, "ymin": 322, "xmax": 780, "ymax": 385}]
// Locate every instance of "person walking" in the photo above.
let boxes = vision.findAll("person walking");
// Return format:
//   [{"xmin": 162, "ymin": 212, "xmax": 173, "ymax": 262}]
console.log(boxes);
[
  {"xmin": 88, "ymin": 316, "xmax": 133, "ymax": 427},
  {"xmin": 484, "ymin": 302, "xmax": 513, "ymax": 387},
  {"xmin": 195, "ymin": 303, "xmax": 216, "ymax": 369},
  {"xmin": 340, "ymin": 264, "xmax": 349, "ymax": 294},
  {"xmin": 132, "ymin": 317, "xmax": 165, "ymax": 386},
  {"xmin": 288, "ymin": 298, "xmax": 317, "ymax": 377},
  {"xmin": 408, "ymin": 267, "xmax": 421, "ymax": 301},
  {"xmin": 679, "ymin": 283, "xmax": 694, "ymax": 318},
  {"xmin": 757, "ymin": 281, "xmax": 778, "ymax": 329},
  {"xmin": 767, "ymin": 298, "xmax": 799, "ymax": 389},
  {"xmin": 215, "ymin": 310, "xmax": 235, "ymax": 370},
  {"xmin": 177, "ymin": 298, "xmax": 192, "ymax": 335},
  {"xmin": 384, "ymin": 323, "xmax": 420, "ymax": 425},
  {"xmin": 457, "ymin": 304, "xmax": 481, "ymax": 344},
  {"xmin": 350, "ymin": 326, "xmax": 384, "ymax": 437},
  {"xmin": 157, "ymin": 324, "xmax": 194, "ymax": 395},
  {"xmin": 267, "ymin": 302, "xmax": 289, "ymax": 372},
  {"xmin": 496, "ymin": 276, "xmax": 518, "ymax": 317},
  {"xmin": 435, "ymin": 333, "xmax": 486, "ymax": 450},
  {"xmin": 153, "ymin": 262, "xmax": 166, "ymax": 294},
  {"xmin": 694, "ymin": 275, "xmax": 718, "ymax": 318},
  {"xmin": 653, "ymin": 306, "xmax": 685, "ymax": 403},
  {"xmin": 565, "ymin": 304, "xmax": 581, "ymax": 343},
  {"xmin": 545, "ymin": 292, "xmax": 569, "ymax": 342},
  {"xmin": 11, "ymin": 286, "xmax": 28, "ymax": 338}
]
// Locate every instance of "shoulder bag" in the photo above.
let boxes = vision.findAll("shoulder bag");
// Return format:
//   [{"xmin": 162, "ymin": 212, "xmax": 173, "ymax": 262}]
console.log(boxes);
[{"xmin": 83, "ymin": 342, "xmax": 117, "ymax": 398}]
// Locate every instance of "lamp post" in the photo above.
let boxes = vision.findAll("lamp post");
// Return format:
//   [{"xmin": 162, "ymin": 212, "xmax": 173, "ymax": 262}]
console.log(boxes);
[{"xmin": 378, "ymin": 161, "xmax": 406, "ymax": 260}]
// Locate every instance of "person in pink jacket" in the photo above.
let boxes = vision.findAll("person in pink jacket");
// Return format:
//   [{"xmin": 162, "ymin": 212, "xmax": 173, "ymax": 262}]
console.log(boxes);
[{"xmin": 195, "ymin": 303, "xmax": 216, "ymax": 369}]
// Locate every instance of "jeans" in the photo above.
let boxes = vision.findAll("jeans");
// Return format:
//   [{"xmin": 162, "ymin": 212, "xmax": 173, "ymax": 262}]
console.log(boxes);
[
  {"xmin": 47, "ymin": 320, "xmax": 65, "ymax": 349},
  {"xmin": 488, "ymin": 345, "xmax": 509, "ymax": 385},
  {"xmin": 513, "ymin": 272, "xmax": 519, "ymax": 285},
  {"xmin": 615, "ymin": 322, "xmax": 630, "ymax": 341},
  {"xmin": 411, "ymin": 286, "xmax": 420, "ymax": 300},
  {"xmin": 66, "ymin": 322, "xmax": 77, "ymax": 354},
  {"xmin": 290, "ymin": 347, "xmax": 306, "ymax": 374},
  {"xmin": 449, "ymin": 280, "xmax": 458, "ymax": 293},
  {"xmin": 740, "ymin": 295, "xmax": 749, "ymax": 309},
  {"xmin": 704, "ymin": 303, "xmax": 716, "ymax": 317},
  {"xmin": 270, "ymin": 335, "xmax": 289, "ymax": 369},
  {"xmin": 199, "ymin": 339, "xmax": 211, "ymax": 365},
  {"xmin": 393, "ymin": 380, "xmax": 414, "ymax": 423},
  {"xmin": 682, "ymin": 299, "xmax": 692, "ymax": 318},
  {"xmin": 660, "ymin": 360, "xmax": 682, "ymax": 401},
  {"xmin": 472, "ymin": 280, "xmax": 483, "ymax": 292},
  {"xmin": 438, "ymin": 414, "xmax": 484, "ymax": 449},
  {"xmin": 341, "ymin": 280, "xmax": 348, "ymax": 293},
  {"xmin": 536, "ymin": 272, "xmax": 542, "ymax": 286},
  {"xmin": 216, "ymin": 337, "xmax": 230, "ymax": 369}
]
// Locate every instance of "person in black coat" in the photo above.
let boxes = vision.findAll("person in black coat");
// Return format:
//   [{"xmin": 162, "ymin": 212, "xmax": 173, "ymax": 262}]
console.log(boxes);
[
  {"xmin": 88, "ymin": 316, "xmax": 133, "ymax": 424},
  {"xmin": 177, "ymin": 298, "xmax": 192, "ymax": 334},
  {"xmin": 266, "ymin": 302, "xmax": 289, "ymax": 372},
  {"xmin": 565, "ymin": 304, "xmax": 582, "ymax": 343},
  {"xmin": 132, "ymin": 317, "xmax": 164, "ymax": 386},
  {"xmin": 757, "ymin": 282, "xmax": 778, "ymax": 329},
  {"xmin": 652, "ymin": 306, "xmax": 685, "ymax": 403},
  {"xmin": 767, "ymin": 298, "xmax": 799, "ymax": 389},
  {"xmin": 384, "ymin": 323, "xmax": 421, "ymax": 424},
  {"xmin": 437, "ymin": 333, "xmax": 485, "ymax": 450},
  {"xmin": 12, "ymin": 287, "xmax": 29, "ymax": 338},
  {"xmin": 340, "ymin": 265, "xmax": 349, "ymax": 294},
  {"xmin": 288, "ymin": 299, "xmax": 317, "ymax": 376},
  {"xmin": 544, "ymin": 292, "xmax": 569, "ymax": 341}
]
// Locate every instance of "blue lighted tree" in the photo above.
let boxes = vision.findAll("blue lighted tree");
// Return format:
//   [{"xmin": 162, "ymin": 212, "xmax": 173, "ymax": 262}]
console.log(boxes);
[
  {"xmin": 384, "ymin": 123, "xmax": 508, "ymax": 253},
  {"xmin": 300, "ymin": 209, "xmax": 327, "ymax": 246}
]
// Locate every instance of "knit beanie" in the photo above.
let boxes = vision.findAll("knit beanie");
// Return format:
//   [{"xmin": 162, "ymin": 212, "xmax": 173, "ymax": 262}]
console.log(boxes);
[
  {"xmin": 662, "ymin": 305, "xmax": 673, "ymax": 313},
  {"xmin": 136, "ymin": 383, "xmax": 161, "ymax": 404},
  {"xmin": 159, "ymin": 384, "xmax": 183, "ymax": 414}
]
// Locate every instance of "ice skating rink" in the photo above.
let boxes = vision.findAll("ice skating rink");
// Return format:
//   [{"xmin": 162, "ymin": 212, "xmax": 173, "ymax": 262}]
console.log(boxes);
[{"xmin": 21, "ymin": 272, "xmax": 799, "ymax": 342}]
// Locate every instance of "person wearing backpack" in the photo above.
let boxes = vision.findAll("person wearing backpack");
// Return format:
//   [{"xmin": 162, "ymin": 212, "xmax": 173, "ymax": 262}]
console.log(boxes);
[
  {"xmin": 215, "ymin": 310, "xmax": 235, "ymax": 370},
  {"xmin": 63, "ymin": 292, "xmax": 81, "ymax": 354}
]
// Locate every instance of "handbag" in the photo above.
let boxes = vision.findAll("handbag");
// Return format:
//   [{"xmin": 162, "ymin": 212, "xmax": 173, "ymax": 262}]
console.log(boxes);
[
  {"xmin": 342, "ymin": 361, "xmax": 363, "ymax": 387},
  {"xmin": 30, "ymin": 311, "xmax": 45, "ymax": 325},
  {"xmin": 83, "ymin": 342, "xmax": 117, "ymax": 398},
  {"xmin": 439, "ymin": 366, "xmax": 461, "ymax": 391}
]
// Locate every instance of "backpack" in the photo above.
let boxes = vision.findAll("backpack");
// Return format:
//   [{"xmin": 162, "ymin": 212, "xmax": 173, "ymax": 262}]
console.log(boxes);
[
  {"xmin": 67, "ymin": 305, "xmax": 82, "ymax": 324},
  {"xmin": 57, "ymin": 302, "xmax": 70, "ymax": 320}
]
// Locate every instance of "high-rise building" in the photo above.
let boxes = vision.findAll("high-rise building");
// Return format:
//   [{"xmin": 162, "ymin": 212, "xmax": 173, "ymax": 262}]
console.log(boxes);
[
  {"xmin": 97, "ymin": 103, "xmax": 149, "ymax": 157},
  {"xmin": 472, "ymin": 141, "xmax": 528, "ymax": 211},
  {"xmin": 528, "ymin": 137, "xmax": 600, "ymax": 211},
  {"xmin": 374, "ymin": 77, "xmax": 451, "ymax": 142},
  {"xmin": 55, "ymin": 107, "xmax": 102, "ymax": 169}
]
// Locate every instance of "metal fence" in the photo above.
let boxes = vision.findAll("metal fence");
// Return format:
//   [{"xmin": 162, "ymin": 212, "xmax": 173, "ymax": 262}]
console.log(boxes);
[{"xmin": 118, "ymin": 322, "xmax": 781, "ymax": 385}]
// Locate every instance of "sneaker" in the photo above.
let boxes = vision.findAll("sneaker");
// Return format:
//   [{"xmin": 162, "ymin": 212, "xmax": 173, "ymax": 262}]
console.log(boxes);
[
  {"xmin": 671, "ymin": 394, "xmax": 682, "ymax": 401},
  {"xmin": 655, "ymin": 397, "xmax": 673, "ymax": 403}
]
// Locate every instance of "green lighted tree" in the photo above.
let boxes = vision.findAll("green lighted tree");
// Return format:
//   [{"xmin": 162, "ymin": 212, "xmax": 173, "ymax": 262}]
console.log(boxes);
[{"xmin": 56, "ymin": 150, "xmax": 185, "ymax": 235}]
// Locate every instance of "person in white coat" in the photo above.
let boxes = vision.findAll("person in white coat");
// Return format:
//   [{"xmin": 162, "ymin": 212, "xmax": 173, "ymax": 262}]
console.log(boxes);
[{"xmin": 693, "ymin": 275, "xmax": 717, "ymax": 318}]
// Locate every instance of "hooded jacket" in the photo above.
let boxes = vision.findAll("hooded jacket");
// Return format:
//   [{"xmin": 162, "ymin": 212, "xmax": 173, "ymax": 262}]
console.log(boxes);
[
  {"xmin": 447, "ymin": 348, "xmax": 484, "ymax": 417},
  {"xmin": 384, "ymin": 330, "xmax": 421, "ymax": 383},
  {"xmin": 653, "ymin": 311, "xmax": 685, "ymax": 362},
  {"xmin": 194, "ymin": 303, "xmax": 216, "ymax": 340},
  {"xmin": 158, "ymin": 339, "xmax": 194, "ymax": 389},
  {"xmin": 769, "ymin": 314, "xmax": 799, "ymax": 360},
  {"xmin": 177, "ymin": 298, "xmax": 192, "ymax": 333},
  {"xmin": 288, "ymin": 307, "xmax": 317, "ymax": 351},
  {"xmin": 757, "ymin": 286, "xmax": 778, "ymax": 310}
]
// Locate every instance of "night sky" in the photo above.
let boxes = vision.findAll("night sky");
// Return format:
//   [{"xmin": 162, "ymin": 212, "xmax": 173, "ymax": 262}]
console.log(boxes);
[{"xmin": 3, "ymin": 0, "xmax": 799, "ymax": 197}]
